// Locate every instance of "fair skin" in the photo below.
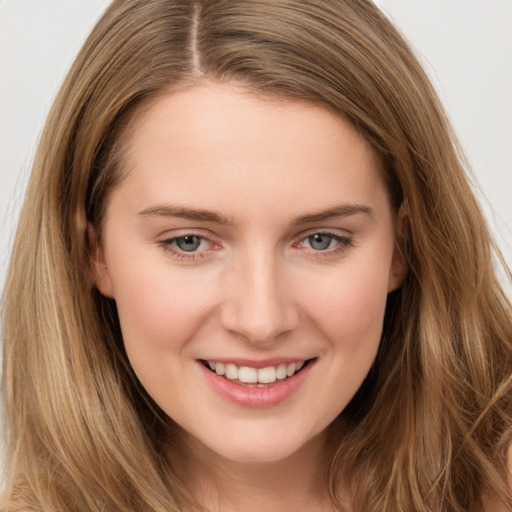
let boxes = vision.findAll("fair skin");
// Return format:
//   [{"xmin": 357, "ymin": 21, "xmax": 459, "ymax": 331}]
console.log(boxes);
[{"xmin": 91, "ymin": 82, "xmax": 407, "ymax": 511}]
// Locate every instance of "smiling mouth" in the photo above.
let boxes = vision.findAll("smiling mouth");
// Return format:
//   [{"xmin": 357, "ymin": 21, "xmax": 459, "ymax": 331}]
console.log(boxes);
[{"xmin": 200, "ymin": 359, "xmax": 315, "ymax": 387}]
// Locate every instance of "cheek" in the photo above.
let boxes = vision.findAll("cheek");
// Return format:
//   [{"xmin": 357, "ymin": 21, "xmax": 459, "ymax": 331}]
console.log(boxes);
[
  {"xmin": 302, "ymin": 257, "xmax": 392, "ymax": 348},
  {"xmin": 281, "ymin": 259, "xmax": 393, "ymax": 431},
  {"xmin": 110, "ymin": 262, "xmax": 216, "ymax": 359},
  {"xmin": 109, "ymin": 264, "xmax": 224, "ymax": 405}
]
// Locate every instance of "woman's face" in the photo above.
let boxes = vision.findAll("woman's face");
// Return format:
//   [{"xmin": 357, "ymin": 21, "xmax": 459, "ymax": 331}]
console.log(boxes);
[{"xmin": 92, "ymin": 82, "xmax": 405, "ymax": 464}]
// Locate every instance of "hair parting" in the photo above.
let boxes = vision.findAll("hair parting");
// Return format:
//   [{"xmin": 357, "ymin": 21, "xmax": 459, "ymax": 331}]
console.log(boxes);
[{"xmin": 2, "ymin": 1, "xmax": 511, "ymax": 511}]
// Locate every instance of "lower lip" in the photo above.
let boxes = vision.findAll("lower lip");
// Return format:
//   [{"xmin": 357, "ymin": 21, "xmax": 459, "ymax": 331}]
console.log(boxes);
[{"xmin": 198, "ymin": 361, "xmax": 315, "ymax": 408}]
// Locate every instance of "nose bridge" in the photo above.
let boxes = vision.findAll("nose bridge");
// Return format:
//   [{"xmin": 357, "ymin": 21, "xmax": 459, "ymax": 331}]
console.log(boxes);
[{"xmin": 221, "ymin": 245, "xmax": 298, "ymax": 344}]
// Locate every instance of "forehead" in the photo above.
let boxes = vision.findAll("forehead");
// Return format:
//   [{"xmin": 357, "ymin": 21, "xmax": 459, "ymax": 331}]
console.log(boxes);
[{"xmin": 110, "ymin": 82, "xmax": 389, "ymax": 222}]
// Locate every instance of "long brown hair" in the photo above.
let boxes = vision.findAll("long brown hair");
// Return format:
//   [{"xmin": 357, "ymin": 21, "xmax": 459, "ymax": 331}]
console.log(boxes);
[{"xmin": 2, "ymin": 1, "xmax": 511, "ymax": 511}]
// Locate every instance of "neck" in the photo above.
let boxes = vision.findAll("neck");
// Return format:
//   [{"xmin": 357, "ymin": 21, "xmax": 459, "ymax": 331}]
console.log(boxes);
[{"xmin": 170, "ymin": 428, "xmax": 338, "ymax": 512}]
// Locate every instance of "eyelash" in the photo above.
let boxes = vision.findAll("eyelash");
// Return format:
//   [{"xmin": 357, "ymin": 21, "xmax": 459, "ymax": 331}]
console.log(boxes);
[
  {"xmin": 293, "ymin": 231, "xmax": 353, "ymax": 256},
  {"xmin": 157, "ymin": 231, "xmax": 353, "ymax": 261},
  {"xmin": 157, "ymin": 234, "xmax": 215, "ymax": 261}
]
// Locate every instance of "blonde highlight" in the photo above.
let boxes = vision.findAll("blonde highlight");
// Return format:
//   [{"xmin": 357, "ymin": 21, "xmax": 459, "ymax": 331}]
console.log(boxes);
[{"xmin": 2, "ymin": 1, "xmax": 511, "ymax": 511}]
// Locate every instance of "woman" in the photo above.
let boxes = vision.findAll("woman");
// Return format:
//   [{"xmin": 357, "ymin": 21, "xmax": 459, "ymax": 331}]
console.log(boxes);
[{"xmin": 2, "ymin": 1, "xmax": 511, "ymax": 511}]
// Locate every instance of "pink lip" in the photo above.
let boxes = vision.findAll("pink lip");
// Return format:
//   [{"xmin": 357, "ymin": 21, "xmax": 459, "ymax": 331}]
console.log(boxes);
[{"xmin": 198, "ymin": 359, "xmax": 315, "ymax": 408}]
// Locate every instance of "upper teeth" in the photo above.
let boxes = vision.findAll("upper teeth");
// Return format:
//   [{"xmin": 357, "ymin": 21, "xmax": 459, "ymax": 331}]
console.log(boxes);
[{"xmin": 208, "ymin": 361, "xmax": 305, "ymax": 384}]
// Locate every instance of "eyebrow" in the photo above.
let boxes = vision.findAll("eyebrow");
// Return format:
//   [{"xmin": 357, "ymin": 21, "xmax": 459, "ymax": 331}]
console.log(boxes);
[
  {"xmin": 138, "ymin": 205, "xmax": 231, "ymax": 224},
  {"xmin": 137, "ymin": 203, "xmax": 373, "ymax": 225},
  {"xmin": 290, "ymin": 204, "xmax": 373, "ymax": 225}
]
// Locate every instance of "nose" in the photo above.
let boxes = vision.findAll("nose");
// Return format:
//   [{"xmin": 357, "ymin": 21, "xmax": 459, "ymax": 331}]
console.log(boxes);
[{"xmin": 220, "ymin": 250, "xmax": 299, "ymax": 345}]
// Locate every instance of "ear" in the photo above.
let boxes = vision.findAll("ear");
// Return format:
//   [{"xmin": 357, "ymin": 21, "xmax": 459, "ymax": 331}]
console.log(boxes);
[
  {"xmin": 387, "ymin": 203, "xmax": 410, "ymax": 293},
  {"xmin": 87, "ymin": 223, "xmax": 115, "ymax": 298}
]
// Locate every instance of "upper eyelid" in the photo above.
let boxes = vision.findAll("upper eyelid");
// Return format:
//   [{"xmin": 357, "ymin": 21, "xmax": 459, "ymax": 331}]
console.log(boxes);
[
  {"xmin": 157, "ymin": 229, "xmax": 217, "ymax": 242},
  {"xmin": 156, "ymin": 228, "xmax": 352, "ymax": 248},
  {"xmin": 293, "ymin": 227, "xmax": 352, "ymax": 240},
  {"xmin": 293, "ymin": 230, "xmax": 353, "ymax": 250},
  {"xmin": 159, "ymin": 234, "xmax": 215, "ymax": 248}
]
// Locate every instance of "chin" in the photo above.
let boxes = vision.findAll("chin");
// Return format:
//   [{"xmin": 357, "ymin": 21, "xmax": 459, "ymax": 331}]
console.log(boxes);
[{"xmin": 188, "ymin": 424, "xmax": 328, "ymax": 467}]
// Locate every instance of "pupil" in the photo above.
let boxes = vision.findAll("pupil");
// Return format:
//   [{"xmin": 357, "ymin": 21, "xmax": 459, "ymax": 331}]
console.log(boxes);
[
  {"xmin": 309, "ymin": 234, "xmax": 331, "ymax": 250},
  {"xmin": 176, "ymin": 235, "xmax": 201, "ymax": 252}
]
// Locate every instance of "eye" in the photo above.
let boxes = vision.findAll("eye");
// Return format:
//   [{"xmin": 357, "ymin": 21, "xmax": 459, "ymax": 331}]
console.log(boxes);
[
  {"xmin": 158, "ymin": 233, "xmax": 219, "ymax": 260},
  {"xmin": 294, "ymin": 231, "xmax": 352, "ymax": 253},
  {"xmin": 174, "ymin": 235, "xmax": 204, "ymax": 252},
  {"xmin": 307, "ymin": 233, "xmax": 336, "ymax": 251}
]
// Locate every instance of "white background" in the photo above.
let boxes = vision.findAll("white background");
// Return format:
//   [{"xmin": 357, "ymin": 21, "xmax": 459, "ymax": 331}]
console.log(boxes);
[{"xmin": 0, "ymin": 0, "xmax": 511, "ymax": 471}]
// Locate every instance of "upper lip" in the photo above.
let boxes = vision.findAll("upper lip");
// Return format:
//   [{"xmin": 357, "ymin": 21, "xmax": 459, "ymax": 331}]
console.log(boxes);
[{"xmin": 198, "ymin": 357, "xmax": 315, "ymax": 369}]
